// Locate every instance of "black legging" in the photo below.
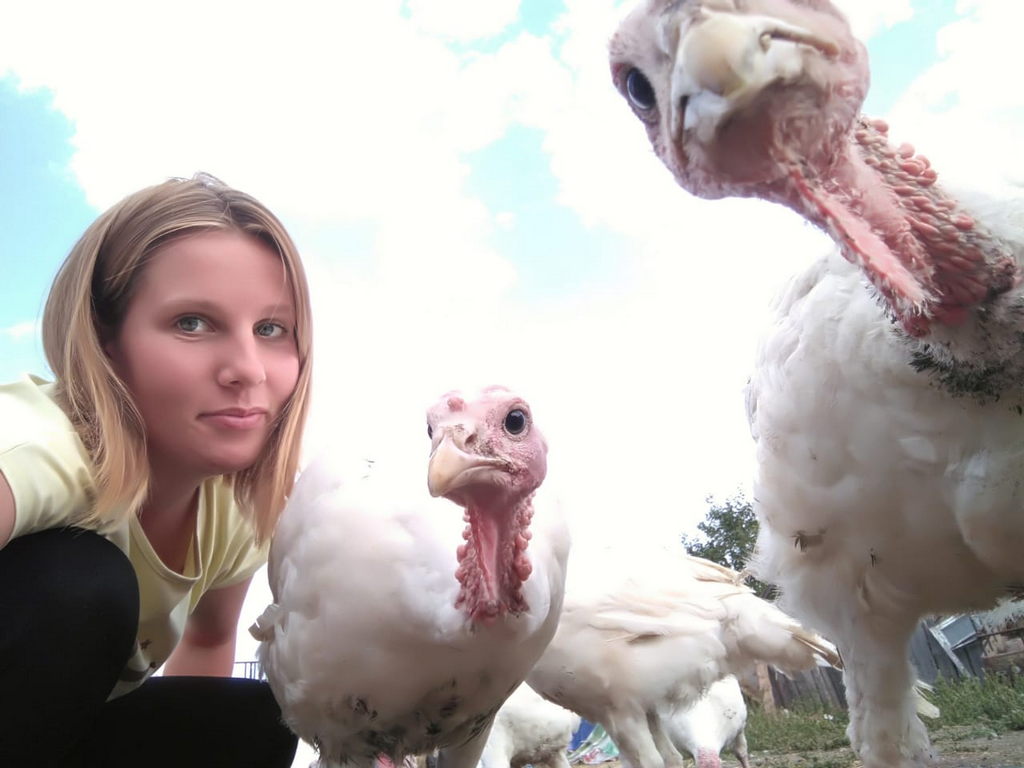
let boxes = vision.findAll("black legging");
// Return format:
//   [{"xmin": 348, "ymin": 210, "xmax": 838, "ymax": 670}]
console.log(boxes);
[{"xmin": 0, "ymin": 527, "xmax": 298, "ymax": 768}]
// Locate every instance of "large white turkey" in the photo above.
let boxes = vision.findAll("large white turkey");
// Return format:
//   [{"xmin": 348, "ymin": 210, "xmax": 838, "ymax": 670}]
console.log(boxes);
[
  {"xmin": 609, "ymin": 3, "xmax": 1024, "ymax": 767},
  {"xmin": 478, "ymin": 682, "xmax": 580, "ymax": 768},
  {"xmin": 526, "ymin": 548, "xmax": 837, "ymax": 768},
  {"xmin": 252, "ymin": 386, "xmax": 570, "ymax": 768}
]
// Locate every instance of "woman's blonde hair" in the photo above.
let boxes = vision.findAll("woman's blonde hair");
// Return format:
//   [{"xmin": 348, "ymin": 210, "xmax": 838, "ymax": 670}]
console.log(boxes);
[{"xmin": 42, "ymin": 173, "xmax": 312, "ymax": 543}]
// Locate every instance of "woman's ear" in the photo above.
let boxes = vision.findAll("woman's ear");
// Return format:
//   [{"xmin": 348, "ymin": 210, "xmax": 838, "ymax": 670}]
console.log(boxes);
[{"xmin": 101, "ymin": 325, "xmax": 121, "ymax": 366}]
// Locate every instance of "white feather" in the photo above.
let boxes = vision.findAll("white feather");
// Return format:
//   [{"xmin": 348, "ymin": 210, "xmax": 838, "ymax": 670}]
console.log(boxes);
[{"xmin": 479, "ymin": 683, "xmax": 580, "ymax": 768}]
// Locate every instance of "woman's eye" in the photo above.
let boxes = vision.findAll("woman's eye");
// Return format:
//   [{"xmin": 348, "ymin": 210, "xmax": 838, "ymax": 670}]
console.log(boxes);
[
  {"xmin": 175, "ymin": 316, "xmax": 208, "ymax": 333},
  {"xmin": 256, "ymin": 322, "xmax": 288, "ymax": 339}
]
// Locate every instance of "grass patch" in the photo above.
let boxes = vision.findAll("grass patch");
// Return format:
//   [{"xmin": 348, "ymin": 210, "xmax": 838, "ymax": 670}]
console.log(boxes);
[
  {"xmin": 925, "ymin": 674, "xmax": 1024, "ymax": 733},
  {"xmin": 745, "ymin": 674, "xmax": 1024, "ymax": 757},
  {"xmin": 746, "ymin": 703, "xmax": 850, "ymax": 753}
]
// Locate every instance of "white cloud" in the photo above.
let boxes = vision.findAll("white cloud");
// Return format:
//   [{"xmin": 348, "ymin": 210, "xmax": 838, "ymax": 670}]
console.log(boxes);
[
  {"xmin": 1, "ymin": 321, "xmax": 38, "ymax": 341},
  {"xmin": 0, "ymin": 2, "xmax": 531, "ymax": 228},
  {"xmin": 832, "ymin": 0, "xmax": 914, "ymax": 40},
  {"xmin": 405, "ymin": 0, "xmax": 521, "ymax": 42},
  {"xmin": 884, "ymin": 0, "xmax": 1024, "ymax": 191},
  {"xmin": 495, "ymin": 211, "xmax": 516, "ymax": 229}
]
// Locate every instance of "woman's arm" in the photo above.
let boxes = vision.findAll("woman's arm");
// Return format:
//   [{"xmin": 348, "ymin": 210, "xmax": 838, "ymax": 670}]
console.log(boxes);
[
  {"xmin": 0, "ymin": 471, "xmax": 15, "ymax": 548},
  {"xmin": 163, "ymin": 576, "xmax": 253, "ymax": 677}
]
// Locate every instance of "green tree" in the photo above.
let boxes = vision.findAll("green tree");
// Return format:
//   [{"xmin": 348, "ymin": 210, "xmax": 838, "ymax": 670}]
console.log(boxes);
[{"xmin": 682, "ymin": 493, "xmax": 775, "ymax": 599}]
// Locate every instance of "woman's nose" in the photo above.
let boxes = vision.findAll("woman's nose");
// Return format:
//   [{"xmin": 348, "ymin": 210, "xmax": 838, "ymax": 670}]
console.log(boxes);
[{"xmin": 217, "ymin": 334, "xmax": 267, "ymax": 387}]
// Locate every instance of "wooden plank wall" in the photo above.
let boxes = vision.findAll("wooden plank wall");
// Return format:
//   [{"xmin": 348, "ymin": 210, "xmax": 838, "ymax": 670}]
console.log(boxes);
[
  {"xmin": 765, "ymin": 621, "xmax": 985, "ymax": 711},
  {"xmin": 767, "ymin": 665, "xmax": 846, "ymax": 711}
]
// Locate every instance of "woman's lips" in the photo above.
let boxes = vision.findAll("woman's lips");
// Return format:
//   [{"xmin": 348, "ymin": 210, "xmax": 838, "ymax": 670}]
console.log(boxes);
[{"xmin": 200, "ymin": 408, "xmax": 268, "ymax": 430}]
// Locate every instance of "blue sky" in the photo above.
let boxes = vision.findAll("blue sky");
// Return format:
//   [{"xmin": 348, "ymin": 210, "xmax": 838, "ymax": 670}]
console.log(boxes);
[{"xmin": 0, "ymin": 79, "xmax": 92, "ymax": 379}]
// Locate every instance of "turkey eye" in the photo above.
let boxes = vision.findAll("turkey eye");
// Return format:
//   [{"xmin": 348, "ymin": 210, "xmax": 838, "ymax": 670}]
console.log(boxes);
[
  {"xmin": 427, "ymin": 424, "xmax": 433, "ymax": 440},
  {"xmin": 625, "ymin": 68, "xmax": 656, "ymax": 112},
  {"xmin": 504, "ymin": 409, "xmax": 527, "ymax": 435}
]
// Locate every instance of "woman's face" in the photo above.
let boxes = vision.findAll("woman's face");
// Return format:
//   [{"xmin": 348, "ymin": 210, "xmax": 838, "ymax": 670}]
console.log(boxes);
[{"xmin": 106, "ymin": 230, "xmax": 300, "ymax": 484}]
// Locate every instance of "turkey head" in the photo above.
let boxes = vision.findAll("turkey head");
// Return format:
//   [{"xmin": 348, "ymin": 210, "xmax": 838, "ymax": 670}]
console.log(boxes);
[{"xmin": 427, "ymin": 386, "xmax": 546, "ymax": 624}]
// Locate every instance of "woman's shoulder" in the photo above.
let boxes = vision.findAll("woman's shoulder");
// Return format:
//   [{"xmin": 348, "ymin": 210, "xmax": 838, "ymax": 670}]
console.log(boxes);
[
  {"xmin": 2, "ymin": 373, "xmax": 59, "ymax": 394},
  {"xmin": 0, "ymin": 375, "xmax": 97, "ymax": 541},
  {"xmin": 0, "ymin": 375, "xmax": 73, "ymax": 438}
]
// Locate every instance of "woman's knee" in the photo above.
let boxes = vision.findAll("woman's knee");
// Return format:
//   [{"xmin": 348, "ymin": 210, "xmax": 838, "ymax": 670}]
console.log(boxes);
[
  {"xmin": 94, "ymin": 677, "xmax": 299, "ymax": 767},
  {"xmin": 0, "ymin": 527, "xmax": 138, "ymax": 658},
  {"xmin": 0, "ymin": 527, "xmax": 140, "ymax": 763}
]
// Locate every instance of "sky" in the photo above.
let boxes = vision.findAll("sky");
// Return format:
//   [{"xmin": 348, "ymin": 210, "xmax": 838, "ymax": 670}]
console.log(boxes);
[{"xmin": 1, "ymin": 2, "xmax": 1021, "ymax": 761}]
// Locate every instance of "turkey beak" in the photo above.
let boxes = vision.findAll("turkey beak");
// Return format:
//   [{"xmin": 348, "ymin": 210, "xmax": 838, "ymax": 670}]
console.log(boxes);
[
  {"xmin": 427, "ymin": 430, "xmax": 502, "ymax": 498},
  {"xmin": 665, "ymin": 8, "xmax": 839, "ymax": 138}
]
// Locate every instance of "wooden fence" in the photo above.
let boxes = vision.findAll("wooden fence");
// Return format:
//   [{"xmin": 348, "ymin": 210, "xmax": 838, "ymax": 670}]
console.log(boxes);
[
  {"xmin": 762, "ymin": 619, "xmax": 986, "ymax": 711},
  {"xmin": 767, "ymin": 664, "xmax": 846, "ymax": 711}
]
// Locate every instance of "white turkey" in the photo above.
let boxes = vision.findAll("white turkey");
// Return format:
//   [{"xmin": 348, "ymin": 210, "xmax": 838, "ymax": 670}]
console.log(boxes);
[
  {"xmin": 526, "ymin": 548, "xmax": 837, "ymax": 768},
  {"xmin": 609, "ymin": 3, "xmax": 1024, "ymax": 767},
  {"xmin": 252, "ymin": 386, "xmax": 570, "ymax": 768},
  {"xmin": 663, "ymin": 676, "xmax": 749, "ymax": 768},
  {"xmin": 478, "ymin": 682, "xmax": 580, "ymax": 768}
]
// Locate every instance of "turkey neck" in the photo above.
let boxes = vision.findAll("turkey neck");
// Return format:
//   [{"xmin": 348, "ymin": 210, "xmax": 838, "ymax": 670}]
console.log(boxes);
[
  {"xmin": 455, "ymin": 492, "xmax": 535, "ymax": 625},
  {"xmin": 779, "ymin": 117, "xmax": 1019, "ymax": 337}
]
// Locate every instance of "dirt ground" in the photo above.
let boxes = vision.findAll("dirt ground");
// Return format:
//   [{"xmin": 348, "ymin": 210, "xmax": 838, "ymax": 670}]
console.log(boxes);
[
  {"xmin": 595, "ymin": 727, "xmax": 1024, "ymax": 768},
  {"xmin": 742, "ymin": 726, "xmax": 1024, "ymax": 768},
  {"xmin": 928, "ymin": 727, "xmax": 1024, "ymax": 768}
]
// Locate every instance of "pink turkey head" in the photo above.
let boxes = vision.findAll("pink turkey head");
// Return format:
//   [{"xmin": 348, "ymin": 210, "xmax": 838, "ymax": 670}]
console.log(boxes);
[
  {"xmin": 609, "ymin": 0, "xmax": 1019, "ymax": 334},
  {"xmin": 426, "ymin": 386, "xmax": 548, "ymax": 622},
  {"xmin": 609, "ymin": 0, "xmax": 868, "ymax": 203},
  {"xmin": 426, "ymin": 386, "xmax": 547, "ymax": 509}
]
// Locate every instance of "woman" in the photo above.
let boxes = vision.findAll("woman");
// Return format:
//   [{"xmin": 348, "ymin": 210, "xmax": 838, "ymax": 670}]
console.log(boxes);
[{"xmin": 0, "ymin": 174, "xmax": 312, "ymax": 767}]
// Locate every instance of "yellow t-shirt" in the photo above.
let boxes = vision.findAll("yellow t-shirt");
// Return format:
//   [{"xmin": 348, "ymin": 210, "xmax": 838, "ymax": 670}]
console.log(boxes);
[{"xmin": 0, "ymin": 375, "xmax": 269, "ymax": 698}]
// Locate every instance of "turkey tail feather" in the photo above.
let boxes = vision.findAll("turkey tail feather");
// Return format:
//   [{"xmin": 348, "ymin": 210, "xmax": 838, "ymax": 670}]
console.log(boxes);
[{"xmin": 792, "ymin": 627, "xmax": 842, "ymax": 669}]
